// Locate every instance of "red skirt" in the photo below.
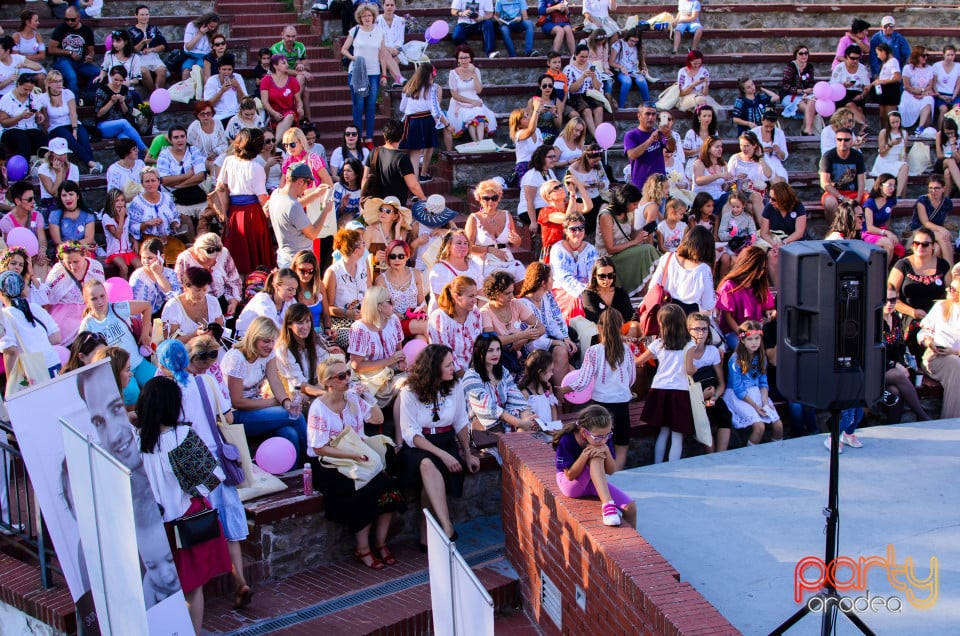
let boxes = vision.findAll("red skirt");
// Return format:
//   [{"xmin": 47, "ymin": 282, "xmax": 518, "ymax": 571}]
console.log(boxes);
[
  {"xmin": 163, "ymin": 497, "xmax": 232, "ymax": 594},
  {"xmin": 224, "ymin": 200, "xmax": 275, "ymax": 276}
]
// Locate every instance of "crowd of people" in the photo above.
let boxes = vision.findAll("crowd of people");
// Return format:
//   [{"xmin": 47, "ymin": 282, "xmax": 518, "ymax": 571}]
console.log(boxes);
[{"xmin": 0, "ymin": 2, "xmax": 956, "ymax": 628}]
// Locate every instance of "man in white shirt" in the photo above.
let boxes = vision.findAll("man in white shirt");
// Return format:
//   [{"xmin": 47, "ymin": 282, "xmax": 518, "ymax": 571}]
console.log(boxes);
[
  {"xmin": 451, "ymin": 0, "xmax": 497, "ymax": 59},
  {"xmin": 202, "ymin": 53, "xmax": 247, "ymax": 128}
]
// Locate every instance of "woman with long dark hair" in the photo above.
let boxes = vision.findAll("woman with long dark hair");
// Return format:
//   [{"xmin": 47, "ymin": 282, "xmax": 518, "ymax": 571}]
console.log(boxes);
[
  {"xmin": 218, "ymin": 127, "xmax": 273, "ymax": 276},
  {"xmin": 595, "ymin": 183, "xmax": 657, "ymax": 293},
  {"xmin": 276, "ymin": 303, "xmax": 332, "ymax": 406},
  {"xmin": 397, "ymin": 344, "xmax": 480, "ymax": 545},
  {"xmin": 462, "ymin": 333, "xmax": 536, "ymax": 432},
  {"xmin": 715, "ymin": 246, "xmax": 774, "ymax": 350}
]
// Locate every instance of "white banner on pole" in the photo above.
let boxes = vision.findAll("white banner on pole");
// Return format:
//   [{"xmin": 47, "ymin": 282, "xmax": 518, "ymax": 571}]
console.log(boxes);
[
  {"xmin": 62, "ymin": 419, "xmax": 149, "ymax": 636},
  {"xmin": 424, "ymin": 509, "xmax": 494, "ymax": 636}
]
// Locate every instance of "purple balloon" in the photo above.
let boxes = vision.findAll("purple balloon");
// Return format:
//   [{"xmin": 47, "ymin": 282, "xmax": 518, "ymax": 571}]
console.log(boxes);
[
  {"xmin": 149, "ymin": 88, "xmax": 171, "ymax": 114},
  {"xmin": 815, "ymin": 99, "xmax": 836, "ymax": 118},
  {"xmin": 104, "ymin": 34, "xmax": 113, "ymax": 52},
  {"xmin": 6, "ymin": 154, "xmax": 28, "ymax": 181},
  {"xmin": 255, "ymin": 437, "xmax": 297, "ymax": 475},
  {"xmin": 429, "ymin": 19, "xmax": 449, "ymax": 40},
  {"xmin": 594, "ymin": 122, "xmax": 617, "ymax": 150},
  {"xmin": 829, "ymin": 82, "xmax": 847, "ymax": 102},
  {"xmin": 813, "ymin": 81, "xmax": 831, "ymax": 101}
]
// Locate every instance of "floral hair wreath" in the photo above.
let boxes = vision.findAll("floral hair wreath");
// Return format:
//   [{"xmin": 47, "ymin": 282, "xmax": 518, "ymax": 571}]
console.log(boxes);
[
  {"xmin": 57, "ymin": 241, "xmax": 85, "ymax": 261},
  {"xmin": 0, "ymin": 246, "xmax": 29, "ymax": 269}
]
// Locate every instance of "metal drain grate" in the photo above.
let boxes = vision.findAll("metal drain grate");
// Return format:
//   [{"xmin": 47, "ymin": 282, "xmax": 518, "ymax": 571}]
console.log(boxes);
[{"xmin": 223, "ymin": 544, "xmax": 505, "ymax": 635}]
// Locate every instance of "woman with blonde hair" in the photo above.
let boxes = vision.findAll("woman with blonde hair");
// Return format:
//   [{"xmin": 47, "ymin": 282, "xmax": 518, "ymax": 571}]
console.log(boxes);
[
  {"xmin": 692, "ymin": 136, "xmax": 733, "ymax": 209},
  {"xmin": 221, "ymin": 315, "xmax": 308, "ymax": 459},
  {"xmin": 427, "ymin": 275, "xmax": 482, "ymax": 373},
  {"xmin": 349, "ymin": 286, "xmax": 407, "ymax": 407},
  {"xmin": 324, "ymin": 228, "xmax": 369, "ymax": 348},
  {"xmin": 465, "ymin": 179, "xmax": 525, "ymax": 281},
  {"xmin": 427, "ymin": 230, "xmax": 482, "ymax": 314},
  {"xmin": 37, "ymin": 69, "xmax": 100, "ymax": 173},
  {"xmin": 175, "ymin": 232, "xmax": 243, "ymax": 317},
  {"xmin": 279, "ymin": 126, "xmax": 333, "ymax": 191},
  {"xmin": 553, "ymin": 116, "xmax": 586, "ymax": 170},
  {"xmin": 342, "ymin": 3, "xmax": 387, "ymax": 148},
  {"xmin": 633, "ymin": 172, "xmax": 670, "ymax": 234}
]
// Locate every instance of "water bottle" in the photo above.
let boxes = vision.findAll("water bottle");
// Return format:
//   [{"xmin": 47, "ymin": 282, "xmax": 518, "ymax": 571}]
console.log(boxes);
[{"xmin": 302, "ymin": 463, "xmax": 313, "ymax": 496}]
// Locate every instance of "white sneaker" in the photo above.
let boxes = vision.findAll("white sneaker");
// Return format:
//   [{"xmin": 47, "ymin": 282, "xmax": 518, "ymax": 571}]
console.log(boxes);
[
  {"xmin": 824, "ymin": 436, "xmax": 843, "ymax": 454},
  {"xmin": 488, "ymin": 52, "xmax": 499, "ymax": 59},
  {"xmin": 841, "ymin": 432, "xmax": 863, "ymax": 448},
  {"xmin": 601, "ymin": 501, "xmax": 621, "ymax": 526}
]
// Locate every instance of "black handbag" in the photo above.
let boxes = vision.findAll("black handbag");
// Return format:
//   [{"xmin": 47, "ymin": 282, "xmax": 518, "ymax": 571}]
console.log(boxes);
[
  {"xmin": 164, "ymin": 49, "xmax": 188, "ymax": 75},
  {"xmin": 172, "ymin": 185, "xmax": 209, "ymax": 206},
  {"xmin": 692, "ymin": 365, "xmax": 719, "ymax": 389},
  {"xmin": 173, "ymin": 506, "xmax": 222, "ymax": 549}
]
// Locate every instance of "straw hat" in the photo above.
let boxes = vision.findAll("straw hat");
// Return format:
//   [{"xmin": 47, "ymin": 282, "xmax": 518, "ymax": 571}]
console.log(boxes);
[{"xmin": 361, "ymin": 196, "xmax": 413, "ymax": 229}]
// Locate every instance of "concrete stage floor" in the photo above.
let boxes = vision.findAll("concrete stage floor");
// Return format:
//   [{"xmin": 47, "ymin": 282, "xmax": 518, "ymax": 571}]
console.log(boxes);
[{"xmin": 610, "ymin": 420, "xmax": 960, "ymax": 635}]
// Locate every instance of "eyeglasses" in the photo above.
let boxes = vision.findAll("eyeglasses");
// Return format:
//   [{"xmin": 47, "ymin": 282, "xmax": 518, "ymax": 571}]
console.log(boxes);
[
  {"xmin": 567, "ymin": 225, "xmax": 585, "ymax": 233},
  {"xmin": 929, "ymin": 186, "xmax": 944, "ymax": 191},
  {"xmin": 388, "ymin": 253, "xmax": 407, "ymax": 260},
  {"xmin": 199, "ymin": 111, "xmax": 214, "ymax": 117},
  {"xmin": 379, "ymin": 206, "xmax": 397, "ymax": 214},
  {"xmin": 596, "ymin": 272, "xmax": 615, "ymax": 280},
  {"xmin": 329, "ymin": 371, "xmax": 350, "ymax": 381},
  {"xmin": 582, "ymin": 429, "xmax": 613, "ymax": 442},
  {"xmin": 344, "ymin": 131, "xmax": 358, "ymax": 136},
  {"xmin": 797, "ymin": 50, "xmax": 809, "ymax": 55},
  {"xmin": 913, "ymin": 241, "xmax": 933, "ymax": 247},
  {"xmin": 191, "ymin": 351, "xmax": 218, "ymax": 362},
  {"xmin": 835, "ymin": 137, "xmax": 853, "ymax": 142},
  {"xmin": 920, "ymin": 53, "xmax": 928, "ymax": 58},
  {"xmin": 202, "ymin": 246, "xmax": 222, "ymax": 255},
  {"xmin": 885, "ymin": 297, "xmax": 898, "ymax": 304},
  {"xmin": 481, "ymin": 195, "xmax": 500, "ymax": 202}
]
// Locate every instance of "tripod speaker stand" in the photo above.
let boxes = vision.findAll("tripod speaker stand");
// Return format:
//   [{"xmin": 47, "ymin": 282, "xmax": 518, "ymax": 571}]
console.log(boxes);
[{"xmin": 771, "ymin": 241, "xmax": 885, "ymax": 636}]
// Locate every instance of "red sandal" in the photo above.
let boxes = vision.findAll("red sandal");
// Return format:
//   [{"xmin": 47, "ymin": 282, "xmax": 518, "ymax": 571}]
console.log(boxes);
[
  {"xmin": 375, "ymin": 545, "xmax": 397, "ymax": 566},
  {"xmin": 354, "ymin": 548, "xmax": 384, "ymax": 570}
]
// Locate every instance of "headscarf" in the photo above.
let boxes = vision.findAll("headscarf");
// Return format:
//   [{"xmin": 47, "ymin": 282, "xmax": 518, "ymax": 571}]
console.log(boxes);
[
  {"xmin": 157, "ymin": 339, "xmax": 190, "ymax": 387},
  {"xmin": 0, "ymin": 270, "xmax": 42, "ymax": 329}
]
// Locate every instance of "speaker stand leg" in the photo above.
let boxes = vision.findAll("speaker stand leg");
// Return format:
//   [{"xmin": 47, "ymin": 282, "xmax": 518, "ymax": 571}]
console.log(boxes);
[{"xmin": 769, "ymin": 410, "xmax": 876, "ymax": 636}]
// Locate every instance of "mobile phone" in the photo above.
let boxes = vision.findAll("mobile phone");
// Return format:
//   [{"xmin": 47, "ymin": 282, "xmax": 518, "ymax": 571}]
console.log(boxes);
[
  {"xmin": 642, "ymin": 220, "xmax": 658, "ymax": 234},
  {"xmin": 658, "ymin": 112, "xmax": 670, "ymax": 128}
]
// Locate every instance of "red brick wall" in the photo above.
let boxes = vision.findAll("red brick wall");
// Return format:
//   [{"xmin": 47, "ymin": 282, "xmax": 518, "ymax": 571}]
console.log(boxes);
[{"xmin": 499, "ymin": 435, "xmax": 740, "ymax": 636}]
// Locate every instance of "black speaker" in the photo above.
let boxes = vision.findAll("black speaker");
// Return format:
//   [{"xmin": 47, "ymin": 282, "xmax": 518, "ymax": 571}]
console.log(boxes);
[{"xmin": 776, "ymin": 241, "xmax": 886, "ymax": 410}]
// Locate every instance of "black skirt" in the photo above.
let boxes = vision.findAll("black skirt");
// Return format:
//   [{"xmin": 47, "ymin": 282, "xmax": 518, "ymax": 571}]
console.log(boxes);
[
  {"xmin": 877, "ymin": 83, "xmax": 901, "ymax": 106},
  {"xmin": 640, "ymin": 387, "xmax": 695, "ymax": 435},
  {"xmin": 314, "ymin": 465, "xmax": 406, "ymax": 533},
  {"xmin": 397, "ymin": 430, "xmax": 466, "ymax": 497}
]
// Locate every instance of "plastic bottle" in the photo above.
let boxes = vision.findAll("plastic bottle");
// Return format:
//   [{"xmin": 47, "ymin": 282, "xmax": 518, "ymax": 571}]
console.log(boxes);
[{"xmin": 303, "ymin": 463, "xmax": 313, "ymax": 496}]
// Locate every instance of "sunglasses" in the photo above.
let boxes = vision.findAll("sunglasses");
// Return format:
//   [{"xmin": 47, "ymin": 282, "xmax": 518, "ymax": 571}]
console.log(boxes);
[
  {"xmin": 797, "ymin": 50, "xmax": 809, "ymax": 55},
  {"xmin": 287, "ymin": 141, "xmax": 299, "ymax": 148},
  {"xmin": 481, "ymin": 195, "xmax": 500, "ymax": 202},
  {"xmin": 848, "ymin": 56, "xmax": 861, "ymax": 61},
  {"xmin": 191, "ymin": 351, "xmax": 218, "ymax": 362},
  {"xmin": 80, "ymin": 331, "xmax": 108, "ymax": 347},
  {"xmin": 380, "ymin": 206, "xmax": 397, "ymax": 214},
  {"xmin": 835, "ymin": 137, "xmax": 853, "ymax": 142},
  {"xmin": 582, "ymin": 429, "xmax": 613, "ymax": 442},
  {"xmin": 550, "ymin": 184, "xmax": 565, "ymax": 192},
  {"xmin": 478, "ymin": 331, "xmax": 499, "ymax": 339},
  {"xmin": 329, "ymin": 371, "xmax": 350, "ymax": 381},
  {"xmin": 19, "ymin": 196, "xmax": 34, "ymax": 203},
  {"xmin": 388, "ymin": 253, "xmax": 407, "ymax": 260},
  {"xmin": 264, "ymin": 138, "xmax": 275, "ymax": 143},
  {"xmin": 885, "ymin": 297, "xmax": 898, "ymax": 303},
  {"xmin": 345, "ymin": 131, "xmax": 358, "ymax": 136},
  {"xmin": 596, "ymin": 272, "xmax": 615, "ymax": 280},
  {"xmin": 66, "ymin": 17, "xmax": 79, "ymax": 23},
  {"xmin": 199, "ymin": 111, "xmax": 214, "ymax": 117},
  {"xmin": 540, "ymin": 83, "xmax": 552, "ymax": 89},
  {"xmin": 913, "ymin": 241, "xmax": 933, "ymax": 247},
  {"xmin": 567, "ymin": 225, "xmax": 585, "ymax": 233},
  {"xmin": 203, "ymin": 246, "xmax": 222, "ymax": 255},
  {"xmin": 297, "ymin": 268, "xmax": 314, "ymax": 275},
  {"xmin": 214, "ymin": 42, "xmax": 227, "ymax": 46}
]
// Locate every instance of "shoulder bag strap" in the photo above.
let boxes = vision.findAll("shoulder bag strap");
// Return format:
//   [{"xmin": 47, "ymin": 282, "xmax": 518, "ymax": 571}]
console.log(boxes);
[
  {"xmin": 1, "ymin": 307, "xmax": 29, "ymax": 353},
  {"xmin": 195, "ymin": 375, "xmax": 227, "ymax": 456}
]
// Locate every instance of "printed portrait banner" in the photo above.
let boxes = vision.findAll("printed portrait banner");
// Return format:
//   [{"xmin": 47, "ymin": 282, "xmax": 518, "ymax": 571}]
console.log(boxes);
[
  {"xmin": 5, "ymin": 361, "xmax": 193, "ymax": 635},
  {"xmin": 61, "ymin": 419, "xmax": 149, "ymax": 636}
]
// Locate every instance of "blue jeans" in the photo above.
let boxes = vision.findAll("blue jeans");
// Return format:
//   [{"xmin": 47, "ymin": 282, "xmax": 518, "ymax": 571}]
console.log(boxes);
[
  {"xmin": 787, "ymin": 402, "xmax": 818, "ymax": 437},
  {"xmin": 348, "ymin": 73, "xmax": 379, "ymax": 140},
  {"xmin": 497, "ymin": 20, "xmax": 534, "ymax": 57},
  {"xmin": 839, "ymin": 408, "xmax": 863, "ymax": 435},
  {"xmin": 52, "ymin": 57, "xmax": 99, "ymax": 97},
  {"xmin": 234, "ymin": 406, "xmax": 308, "ymax": 462},
  {"xmin": 97, "ymin": 119, "xmax": 147, "ymax": 153},
  {"xmin": 452, "ymin": 21, "xmax": 496, "ymax": 55},
  {"xmin": 49, "ymin": 125, "xmax": 94, "ymax": 164},
  {"xmin": 617, "ymin": 72, "xmax": 650, "ymax": 108}
]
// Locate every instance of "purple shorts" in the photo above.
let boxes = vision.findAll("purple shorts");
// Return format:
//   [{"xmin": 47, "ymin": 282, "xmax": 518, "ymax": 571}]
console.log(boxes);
[{"xmin": 556, "ymin": 469, "xmax": 633, "ymax": 509}]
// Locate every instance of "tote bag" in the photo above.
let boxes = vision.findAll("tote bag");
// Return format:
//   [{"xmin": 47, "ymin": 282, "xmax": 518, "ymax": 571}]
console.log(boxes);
[
  {"xmin": 688, "ymin": 376, "xmax": 713, "ymax": 446},
  {"xmin": 2, "ymin": 308, "xmax": 51, "ymax": 396}
]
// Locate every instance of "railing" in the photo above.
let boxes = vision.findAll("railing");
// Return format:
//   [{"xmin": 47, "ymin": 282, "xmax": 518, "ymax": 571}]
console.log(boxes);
[{"xmin": 0, "ymin": 418, "xmax": 56, "ymax": 590}]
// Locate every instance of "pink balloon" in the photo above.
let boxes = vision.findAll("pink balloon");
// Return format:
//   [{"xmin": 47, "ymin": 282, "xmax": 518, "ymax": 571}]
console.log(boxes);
[
  {"xmin": 402, "ymin": 339, "xmax": 427, "ymax": 365},
  {"xmin": 255, "ymin": 437, "xmax": 297, "ymax": 475},
  {"xmin": 561, "ymin": 370, "xmax": 594, "ymax": 405},
  {"xmin": 149, "ymin": 88, "xmax": 171, "ymax": 114},
  {"xmin": 6, "ymin": 226, "xmax": 39, "ymax": 257},
  {"xmin": 103, "ymin": 277, "xmax": 134, "ymax": 303},
  {"xmin": 815, "ymin": 99, "xmax": 836, "ymax": 118},
  {"xmin": 813, "ymin": 81, "xmax": 831, "ymax": 101},
  {"xmin": 104, "ymin": 34, "xmax": 113, "ymax": 52},
  {"xmin": 829, "ymin": 82, "xmax": 847, "ymax": 102},
  {"xmin": 6, "ymin": 154, "xmax": 28, "ymax": 181},
  {"xmin": 429, "ymin": 20, "xmax": 449, "ymax": 40},
  {"xmin": 594, "ymin": 122, "xmax": 617, "ymax": 150}
]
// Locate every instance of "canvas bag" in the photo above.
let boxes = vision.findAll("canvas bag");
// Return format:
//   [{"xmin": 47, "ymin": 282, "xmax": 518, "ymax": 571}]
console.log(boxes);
[
  {"xmin": 320, "ymin": 425, "xmax": 394, "ymax": 489},
  {"xmin": 688, "ymin": 375, "xmax": 713, "ymax": 446},
  {"xmin": 2, "ymin": 307, "xmax": 51, "ymax": 396},
  {"xmin": 656, "ymin": 84, "xmax": 680, "ymax": 111}
]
